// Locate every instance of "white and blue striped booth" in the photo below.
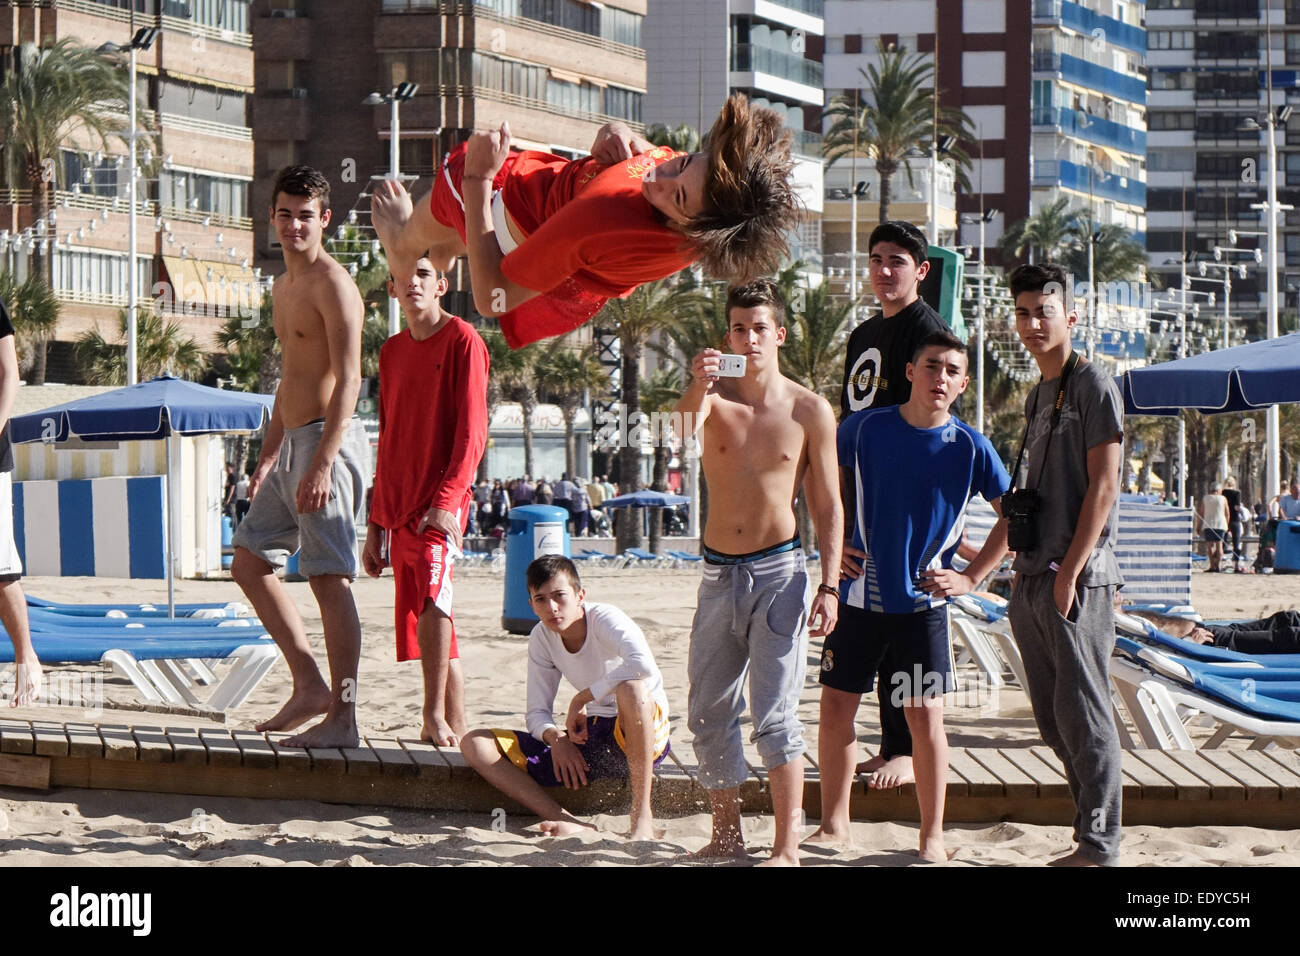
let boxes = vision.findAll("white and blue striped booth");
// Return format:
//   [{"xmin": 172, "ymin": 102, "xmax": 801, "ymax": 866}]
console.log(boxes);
[{"xmin": 13, "ymin": 476, "xmax": 167, "ymax": 578}]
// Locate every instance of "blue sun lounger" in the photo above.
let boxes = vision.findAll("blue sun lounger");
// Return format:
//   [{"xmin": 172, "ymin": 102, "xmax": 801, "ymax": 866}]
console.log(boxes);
[
  {"xmin": 1116, "ymin": 613, "xmax": 1300, "ymax": 669},
  {"xmin": 0, "ymin": 628, "xmax": 278, "ymax": 712},
  {"xmin": 1110, "ymin": 636, "xmax": 1300, "ymax": 750},
  {"xmin": 26, "ymin": 607, "xmax": 260, "ymax": 632},
  {"xmin": 26, "ymin": 595, "xmax": 252, "ymax": 619}
]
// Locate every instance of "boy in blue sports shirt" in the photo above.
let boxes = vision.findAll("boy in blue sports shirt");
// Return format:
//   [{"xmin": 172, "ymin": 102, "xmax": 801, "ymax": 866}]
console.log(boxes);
[{"xmin": 808, "ymin": 331, "xmax": 1011, "ymax": 861}]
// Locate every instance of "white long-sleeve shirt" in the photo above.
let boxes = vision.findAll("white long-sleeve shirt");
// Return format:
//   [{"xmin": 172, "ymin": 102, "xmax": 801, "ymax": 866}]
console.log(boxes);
[{"xmin": 525, "ymin": 602, "xmax": 670, "ymax": 742}]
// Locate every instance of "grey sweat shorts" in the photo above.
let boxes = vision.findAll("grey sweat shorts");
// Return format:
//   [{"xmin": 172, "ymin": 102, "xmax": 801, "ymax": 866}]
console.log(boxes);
[
  {"xmin": 687, "ymin": 547, "xmax": 811, "ymax": 790},
  {"xmin": 233, "ymin": 417, "xmax": 371, "ymax": 578}
]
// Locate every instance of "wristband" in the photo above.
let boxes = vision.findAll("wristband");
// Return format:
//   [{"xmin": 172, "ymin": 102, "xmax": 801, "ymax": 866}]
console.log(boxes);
[{"xmin": 817, "ymin": 584, "xmax": 840, "ymax": 600}]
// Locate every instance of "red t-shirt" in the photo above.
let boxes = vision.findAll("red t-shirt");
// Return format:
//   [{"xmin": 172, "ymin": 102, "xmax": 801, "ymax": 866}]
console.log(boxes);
[
  {"xmin": 499, "ymin": 146, "xmax": 699, "ymax": 299},
  {"xmin": 368, "ymin": 316, "xmax": 490, "ymax": 530}
]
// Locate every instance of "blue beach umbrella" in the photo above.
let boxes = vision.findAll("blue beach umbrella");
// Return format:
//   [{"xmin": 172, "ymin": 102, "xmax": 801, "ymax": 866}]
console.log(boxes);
[
  {"xmin": 1119, "ymin": 332, "xmax": 1300, "ymax": 416},
  {"xmin": 602, "ymin": 490, "xmax": 691, "ymax": 509},
  {"xmin": 11, "ymin": 376, "xmax": 274, "ymax": 616}
]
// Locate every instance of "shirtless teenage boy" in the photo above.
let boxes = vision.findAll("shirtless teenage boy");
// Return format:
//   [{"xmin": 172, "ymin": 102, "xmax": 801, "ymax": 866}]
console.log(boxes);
[
  {"xmin": 370, "ymin": 94, "xmax": 800, "ymax": 348},
  {"xmin": 232, "ymin": 165, "xmax": 370, "ymax": 749},
  {"xmin": 675, "ymin": 278, "xmax": 843, "ymax": 866}
]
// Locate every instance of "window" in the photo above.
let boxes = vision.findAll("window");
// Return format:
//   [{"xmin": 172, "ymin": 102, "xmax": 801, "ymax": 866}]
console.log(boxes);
[
  {"xmin": 1147, "ymin": 149, "xmax": 1196, "ymax": 172},
  {"xmin": 399, "ymin": 139, "xmax": 436, "ymax": 176},
  {"xmin": 1196, "ymin": 152, "xmax": 1249, "ymax": 178},
  {"xmin": 1194, "ymin": 71, "xmax": 1258, "ymax": 97},
  {"xmin": 52, "ymin": 248, "xmax": 152, "ymax": 303},
  {"xmin": 382, "ymin": 52, "xmax": 439, "ymax": 88},
  {"xmin": 1195, "ymin": 32, "xmax": 1259, "ymax": 60},
  {"xmin": 1149, "ymin": 111, "xmax": 1195, "ymax": 131},
  {"xmin": 159, "ymin": 169, "xmax": 249, "ymax": 219},
  {"xmin": 61, "ymin": 150, "xmax": 123, "ymax": 199},
  {"xmin": 1196, "ymin": 112, "xmax": 1259, "ymax": 139},
  {"xmin": 1151, "ymin": 69, "xmax": 1195, "ymax": 90},
  {"xmin": 1148, "ymin": 30, "xmax": 1195, "ymax": 50}
]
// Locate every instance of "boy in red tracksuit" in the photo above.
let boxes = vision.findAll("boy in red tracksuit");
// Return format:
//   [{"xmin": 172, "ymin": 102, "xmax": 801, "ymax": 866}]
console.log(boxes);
[
  {"xmin": 371, "ymin": 94, "xmax": 801, "ymax": 348},
  {"xmin": 364, "ymin": 254, "xmax": 490, "ymax": 746}
]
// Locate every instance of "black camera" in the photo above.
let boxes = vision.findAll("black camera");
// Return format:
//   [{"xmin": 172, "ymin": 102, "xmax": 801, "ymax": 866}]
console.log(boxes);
[{"xmin": 1002, "ymin": 488, "xmax": 1041, "ymax": 552}]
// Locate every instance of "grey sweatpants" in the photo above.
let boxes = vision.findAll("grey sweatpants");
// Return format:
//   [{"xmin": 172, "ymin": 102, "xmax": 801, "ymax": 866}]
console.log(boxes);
[
  {"xmin": 1008, "ymin": 572, "xmax": 1122, "ymax": 865},
  {"xmin": 687, "ymin": 549, "xmax": 810, "ymax": 791}
]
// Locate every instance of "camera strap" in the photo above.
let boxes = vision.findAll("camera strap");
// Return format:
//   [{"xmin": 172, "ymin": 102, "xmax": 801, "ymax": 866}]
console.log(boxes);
[{"xmin": 1010, "ymin": 350, "xmax": 1080, "ymax": 493}]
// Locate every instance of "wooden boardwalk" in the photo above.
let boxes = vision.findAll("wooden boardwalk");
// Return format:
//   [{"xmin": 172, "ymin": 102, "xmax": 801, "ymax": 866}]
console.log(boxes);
[{"xmin": 1, "ymin": 718, "xmax": 1299, "ymax": 827}]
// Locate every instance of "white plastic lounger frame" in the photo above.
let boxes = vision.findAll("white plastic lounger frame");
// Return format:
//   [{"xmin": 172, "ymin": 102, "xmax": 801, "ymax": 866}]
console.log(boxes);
[{"xmin": 1108, "ymin": 655, "xmax": 1300, "ymax": 751}]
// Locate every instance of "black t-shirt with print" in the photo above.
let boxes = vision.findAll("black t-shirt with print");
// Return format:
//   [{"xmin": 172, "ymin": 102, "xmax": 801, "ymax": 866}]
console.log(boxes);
[{"xmin": 839, "ymin": 297, "xmax": 949, "ymax": 419}]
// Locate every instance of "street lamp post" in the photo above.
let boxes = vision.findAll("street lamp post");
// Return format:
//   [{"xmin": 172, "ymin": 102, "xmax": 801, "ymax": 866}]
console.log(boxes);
[
  {"xmin": 959, "ymin": 206, "xmax": 998, "ymax": 434},
  {"xmin": 363, "ymin": 81, "xmax": 419, "ymax": 337},
  {"xmin": 99, "ymin": 27, "xmax": 158, "ymax": 386}
]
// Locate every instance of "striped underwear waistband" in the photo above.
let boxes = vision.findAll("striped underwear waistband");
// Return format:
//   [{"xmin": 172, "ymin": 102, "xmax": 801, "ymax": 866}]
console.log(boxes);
[{"xmin": 702, "ymin": 536, "xmax": 802, "ymax": 566}]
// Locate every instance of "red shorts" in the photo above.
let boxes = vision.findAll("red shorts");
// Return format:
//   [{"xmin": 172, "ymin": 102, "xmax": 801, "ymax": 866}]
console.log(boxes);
[
  {"xmin": 429, "ymin": 143, "xmax": 608, "ymax": 349},
  {"xmin": 429, "ymin": 141, "xmax": 517, "ymax": 243},
  {"xmin": 390, "ymin": 524, "xmax": 458, "ymax": 662}
]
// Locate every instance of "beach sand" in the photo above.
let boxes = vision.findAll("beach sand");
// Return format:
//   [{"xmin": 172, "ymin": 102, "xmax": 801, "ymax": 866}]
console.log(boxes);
[{"xmin": 2, "ymin": 563, "xmax": 1298, "ymax": 867}]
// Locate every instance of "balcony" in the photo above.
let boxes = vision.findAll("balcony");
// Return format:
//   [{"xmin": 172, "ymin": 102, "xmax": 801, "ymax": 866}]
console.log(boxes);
[
  {"xmin": 1195, "ymin": 0, "xmax": 1259, "ymax": 19},
  {"xmin": 1033, "ymin": 158, "xmax": 1146, "ymax": 207},
  {"xmin": 731, "ymin": 43, "xmax": 824, "ymax": 89},
  {"xmin": 1033, "ymin": 51, "xmax": 1147, "ymax": 106},
  {"xmin": 793, "ymin": 129, "xmax": 822, "ymax": 158},
  {"xmin": 1032, "ymin": 0, "xmax": 1145, "ymax": 57},
  {"xmin": 1032, "ymin": 106, "xmax": 1146, "ymax": 154},
  {"xmin": 763, "ymin": 0, "xmax": 824, "ymax": 16}
]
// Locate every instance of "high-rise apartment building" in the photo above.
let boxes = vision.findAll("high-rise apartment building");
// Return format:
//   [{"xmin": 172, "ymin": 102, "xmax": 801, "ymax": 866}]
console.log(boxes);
[
  {"xmin": 823, "ymin": 0, "xmax": 1146, "ymax": 276},
  {"xmin": 1, "ymin": 0, "xmax": 256, "ymax": 380},
  {"xmin": 1145, "ymin": 0, "xmax": 1300, "ymax": 335},
  {"xmin": 644, "ymin": 0, "xmax": 825, "ymax": 274}
]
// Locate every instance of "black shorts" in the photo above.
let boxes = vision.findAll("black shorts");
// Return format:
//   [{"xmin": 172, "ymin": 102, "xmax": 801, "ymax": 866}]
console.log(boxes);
[{"xmin": 818, "ymin": 603, "xmax": 955, "ymax": 702}]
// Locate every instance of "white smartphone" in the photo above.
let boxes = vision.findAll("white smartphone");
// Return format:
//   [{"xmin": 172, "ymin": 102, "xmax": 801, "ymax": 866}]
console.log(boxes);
[{"xmin": 716, "ymin": 354, "xmax": 747, "ymax": 377}]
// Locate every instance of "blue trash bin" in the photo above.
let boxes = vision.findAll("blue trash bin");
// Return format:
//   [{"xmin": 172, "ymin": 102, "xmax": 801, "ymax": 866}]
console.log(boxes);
[
  {"xmin": 285, "ymin": 550, "xmax": 305, "ymax": 582},
  {"xmin": 503, "ymin": 505, "xmax": 570, "ymax": 634},
  {"xmin": 221, "ymin": 515, "xmax": 234, "ymax": 548},
  {"xmin": 1276, "ymin": 520, "xmax": 1300, "ymax": 573}
]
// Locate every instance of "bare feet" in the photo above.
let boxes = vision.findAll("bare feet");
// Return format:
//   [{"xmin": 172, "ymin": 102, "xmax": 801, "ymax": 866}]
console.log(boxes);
[
  {"xmin": 538, "ymin": 818, "xmax": 597, "ymax": 837},
  {"xmin": 1047, "ymin": 850, "xmax": 1102, "ymax": 867},
  {"xmin": 689, "ymin": 839, "xmax": 750, "ymax": 861},
  {"xmin": 281, "ymin": 715, "xmax": 360, "ymax": 750},
  {"xmin": 803, "ymin": 825, "xmax": 855, "ymax": 850},
  {"xmin": 254, "ymin": 686, "xmax": 332, "ymax": 734},
  {"xmin": 917, "ymin": 836, "xmax": 948, "ymax": 863},
  {"xmin": 370, "ymin": 179, "xmax": 419, "ymax": 276},
  {"xmin": 625, "ymin": 821, "xmax": 660, "ymax": 841},
  {"xmin": 421, "ymin": 717, "xmax": 459, "ymax": 748},
  {"xmin": 8, "ymin": 660, "xmax": 42, "ymax": 707},
  {"xmin": 855, "ymin": 753, "xmax": 885, "ymax": 776},
  {"xmin": 865, "ymin": 755, "xmax": 914, "ymax": 790},
  {"xmin": 756, "ymin": 849, "xmax": 800, "ymax": 867}
]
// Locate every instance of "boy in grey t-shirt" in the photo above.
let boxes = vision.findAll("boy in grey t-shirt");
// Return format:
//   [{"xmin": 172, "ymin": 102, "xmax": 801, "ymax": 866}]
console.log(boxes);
[{"xmin": 1006, "ymin": 263, "xmax": 1124, "ymax": 867}]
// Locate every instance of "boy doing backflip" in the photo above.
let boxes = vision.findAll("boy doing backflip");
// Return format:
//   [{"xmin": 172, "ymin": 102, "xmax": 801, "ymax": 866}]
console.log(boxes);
[
  {"xmin": 810, "ymin": 331, "xmax": 1011, "ymax": 862},
  {"xmin": 371, "ymin": 95, "xmax": 801, "ymax": 347},
  {"xmin": 461, "ymin": 556, "xmax": 671, "ymax": 840},
  {"xmin": 232, "ymin": 166, "xmax": 370, "ymax": 749},
  {"xmin": 362, "ymin": 254, "xmax": 490, "ymax": 748},
  {"xmin": 675, "ymin": 279, "xmax": 842, "ymax": 866}
]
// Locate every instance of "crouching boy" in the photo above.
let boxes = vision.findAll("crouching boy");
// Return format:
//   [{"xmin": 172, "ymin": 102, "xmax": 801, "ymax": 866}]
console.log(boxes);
[
  {"xmin": 461, "ymin": 555, "xmax": 671, "ymax": 839},
  {"xmin": 810, "ymin": 331, "xmax": 1011, "ymax": 861}
]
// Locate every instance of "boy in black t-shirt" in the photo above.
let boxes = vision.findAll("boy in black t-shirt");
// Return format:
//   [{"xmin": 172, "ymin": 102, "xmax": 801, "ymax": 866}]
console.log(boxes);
[
  {"xmin": 0, "ymin": 302, "xmax": 40, "ymax": 707},
  {"xmin": 837, "ymin": 220, "xmax": 948, "ymax": 789}
]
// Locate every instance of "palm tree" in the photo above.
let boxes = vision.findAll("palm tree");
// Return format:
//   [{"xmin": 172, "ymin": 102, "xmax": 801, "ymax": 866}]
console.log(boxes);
[
  {"xmin": 0, "ymin": 270, "xmax": 60, "ymax": 377},
  {"xmin": 997, "ymin": 196, "xmax": 1081, "ymax": 264},
  {"xmin": 595, "ymin": 276, "xmax": 703, "ymax": 550},
  {"xmin": 490, "ymin": 333, "xmax": 541, "ymax": 478},
  {"xmin": 1063, "ymin": 223, "xmax": 1148, "ymax": 286},
  {"xmin": 0, "ymin": 40, "xmax": 137, "ymax": 383},
  {"xmin": 216, "ymin": 294, "xmax": 279, "ymax": 394},
  {"xmin": 645, "ymin": 122, "xmax": 700, "ymax": 154},
  {"xmin": 640, "ymin": 366, "xmax": 685, "ymax": 555},
  {"xmin": 774, "ymin": 264, "xmax": 853, "ymax": 402},
  {"xmin": 535, "ymin": 339, "xmax": 609, "ymax": 479},
  {"xmin": 75, "ymin": 306, "xmax": 206, "ymax": 385},
  {"xmin": 822, "ymin": 41, "xmax": 975, "ymax": 223}
]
